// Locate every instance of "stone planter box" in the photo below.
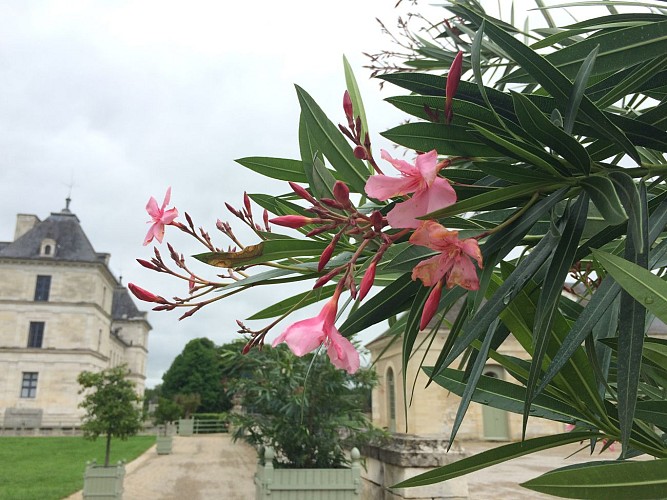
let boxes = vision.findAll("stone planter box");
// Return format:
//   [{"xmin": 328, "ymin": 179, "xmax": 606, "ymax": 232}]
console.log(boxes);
[
  {"xmin": 82, "ymin": 461, "xmax": 125, "ymax": 500},
  {"xmin": 361, "ymin": 435, "xmax": 468, "ymax": 499},
  {"xmin": 156, "ymin": 435, "xmax": 173, "ymax": 455},
  {"xmin": 255, "ymin": 446, "xmax": 361, "ymax": 500}
]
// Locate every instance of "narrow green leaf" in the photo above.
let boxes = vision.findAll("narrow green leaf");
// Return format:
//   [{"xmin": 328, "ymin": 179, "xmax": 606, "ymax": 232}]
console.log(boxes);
[
  {"xmin": 597, "ymin": 55, "xmax": 667, "ymax": 108},
  {"xmin": 521, "ymin": 459, "xmax": 667, "ymax": 499},
  {"xmin": 505, "ymin": 20, "xmax": 667, "ymax": 82},
  {"xmin": 609, "ymin": 172, "xmax": 644, "ymax": 254},
  {"xmin": 307, "ymin": 152, "xmax": 336, "ymax": 201},
  {"xmin": 343, "ymin": 55, "xmax": 369, "ymax": 150},
  {"xmin": 525, "ymin": 194, "xmax": 589, "ymax": 430},
  {"xmin": 472, "ymin": 22, "xmax": 507, "ymax": 131},
  {"xmin": 235, "ymin": 157, "xmax": 308, "ymax": 183},
  {"xmin": 564, "ymin": 45, "xmax": 598, "ymax": 135},
  {"xmin": 425, "ymin": 181, "xmax": 559, "ymax": 220},
  {"xmin": 393, "ymin": 431, "xmax": 599, "ymax": 488},
  {"xmin": 563, "ymin": 14, "xmax": 667, "ymax": 31},
  {"xmin": 339, "ymin": 273, "xmax": 422, "ymax": 335},
  {"xmin": 385, "ymin": 95, "xmax": 511, "ymax": 137},
  {"xmin": 581, "ymin": 176, "xmax": 627, "ymax": 226},
  {"xmin": 482, "ymin": 188, "xmax": 568, "ymax": 259},
  {"xmin": 476, "ymin": 161, "xmax": 554, "ymax": 183},
  {"xmin": 295, "ymin": 85, "xmax": 368, "ymax": 193},
  {"xmin": 511, "ymin": 91, "xmax": 591, "ymax": 174},
  {"xmin": 448, "ymin": 320, "xmax": 500, "ymax": 445},
  {"xmin": 426, "ymin": 367, "xmax": 589, "ymax": 425},
  {"xmin": 592, "ymin": 250, "xmax": 667, "ymax": 324},
  {"xmin": 246, "ymin": 285, "xmax": 336, "ymax": 320},
  {"xmin": 470, "ymin": 123, "xmax": 568, "ymax": 177},
  {"xmin": 381, "ymin": 122, "xmax": 501, "ymax": 158},
  {"xmin": 401, "ymin": 286, "xmax": 430, "ymax": 432},
  {"xmin": 635, "ymin": 401, "xmax": 667, "ymax": 429},
  {"xmin": 608, "ymin": 179, "xmax": 647, "ymax": 458}
]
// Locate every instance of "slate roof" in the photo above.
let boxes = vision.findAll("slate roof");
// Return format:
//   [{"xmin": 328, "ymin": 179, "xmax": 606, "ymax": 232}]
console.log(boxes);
[
  {"xmin": 0, "ymin": 209, "xmax": 101, "ymax": 262},
  {"xmin": 112, "ymin": 286, "xmax": 145, "ymax": 320}
]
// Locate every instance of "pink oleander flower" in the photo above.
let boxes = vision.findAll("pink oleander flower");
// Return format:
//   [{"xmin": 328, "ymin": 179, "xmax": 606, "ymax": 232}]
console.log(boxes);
[
  {"xmin": 144, "ymin": 187, "xmax": 179, "ymax": 245},
  {"xmin": 365, "ymin": 150, "xmax": 456, "ymax": 229},
  {"xmin": 272, "ymin": 290, "xmax": 360, "ymax": 374},
  {"xmin": 410, "ymin": 220, "xmax": 483, "ymax": 291}
]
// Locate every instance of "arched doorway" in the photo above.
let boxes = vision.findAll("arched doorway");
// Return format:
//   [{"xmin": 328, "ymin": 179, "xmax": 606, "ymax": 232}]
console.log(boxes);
[
  {"xmin": 386, "ymin": 368, "xmax": 396, "ymax": 432},
  {"xmin": 481, "ymin": 366, "xmax": 509, "ymax": 440}
]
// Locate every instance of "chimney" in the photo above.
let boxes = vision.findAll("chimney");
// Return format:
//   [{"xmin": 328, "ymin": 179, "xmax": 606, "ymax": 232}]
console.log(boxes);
[{"xmin": 14, "ymin": 214, "xmax": 40, "ymax": 241}]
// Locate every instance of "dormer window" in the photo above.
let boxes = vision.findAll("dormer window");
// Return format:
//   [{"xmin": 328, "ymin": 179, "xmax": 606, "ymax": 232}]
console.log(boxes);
[{"xmin": 40, "ymin": 239, "xmax": 56, "ymax": 257}]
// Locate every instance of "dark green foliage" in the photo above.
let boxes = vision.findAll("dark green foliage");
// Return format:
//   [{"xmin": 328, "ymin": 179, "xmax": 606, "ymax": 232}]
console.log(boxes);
[
  {"xmin": 161, "ymin": 338, "xmax": 231, "ymax": 413},
  {"xmin": 77, "ymin": 365, "xmax": 143, "ymax": 467},
  {"xmin": 224, "ymin": 341, "xmax": 385, "ymax": 469}
]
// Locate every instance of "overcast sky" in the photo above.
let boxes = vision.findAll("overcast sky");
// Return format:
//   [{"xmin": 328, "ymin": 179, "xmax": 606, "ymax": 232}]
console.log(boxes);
[{"xmin": 1, "ymin": 1, "xmax": 651, "ymax": 388}]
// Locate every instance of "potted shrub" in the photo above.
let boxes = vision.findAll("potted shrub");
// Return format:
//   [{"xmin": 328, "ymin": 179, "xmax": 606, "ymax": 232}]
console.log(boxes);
[
  {"xmin": 222, "ymin": 341, "xmax": 385, "ymax": 499},
  {"xmin": 78, "ymin": 365, "xmax": 143, "ymax": 500},
  {"xmin": 153, "ymin": 397, "xmax": 181, "ymax": 454}
]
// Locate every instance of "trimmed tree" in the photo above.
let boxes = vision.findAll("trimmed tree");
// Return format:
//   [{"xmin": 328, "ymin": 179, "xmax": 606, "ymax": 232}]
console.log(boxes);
[
  {"xmin": 78, "ymin": 365, "xmax": 143, "ymax": 466},
  {"xmin": 161, "ymin": 337, "xmax": 230, "ymax": 413}
]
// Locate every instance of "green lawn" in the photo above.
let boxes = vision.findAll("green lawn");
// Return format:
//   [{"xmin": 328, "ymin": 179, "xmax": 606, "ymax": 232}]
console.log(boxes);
[{"xmin": 0, "ymin": 435, "xmax": 155, "ymax": 500}]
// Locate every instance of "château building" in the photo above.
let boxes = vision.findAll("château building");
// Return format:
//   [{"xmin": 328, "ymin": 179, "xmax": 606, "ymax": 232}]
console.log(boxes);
[{"xmin": 0, "ymin": 200, "xmax": 150, "ymax": 429}]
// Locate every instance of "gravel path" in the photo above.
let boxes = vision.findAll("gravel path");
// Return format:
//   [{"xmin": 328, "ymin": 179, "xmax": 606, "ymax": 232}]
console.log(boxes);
[{"xmin": 65, "ymin": 434, "xmax": 257, "ymax": 500}]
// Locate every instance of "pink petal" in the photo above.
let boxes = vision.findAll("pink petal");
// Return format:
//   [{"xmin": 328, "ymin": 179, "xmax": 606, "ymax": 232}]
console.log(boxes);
[
  {"xmin": 272, "ymin": 315, "xmax": 327, "ymax": 356},
  {"xmin": 326, "ymin": 329, "xmax": 360, "ymax": 374},
  {"xmin": 460, "ymin": 238, "xmax": 483, "ymax": 268},
  {"xmin": 414, "ymin": 150, "xmax": 439, "ymax": 186},
  {"xmin": 143, "ymin": 222, "xmax": 165, "ymax": 246},
  {"xmin": 386, "ymin": 195, "xmax": 425, "ymax": 229},
  {"xmin": 160, "ymin": 207, "xmax": 179, "ymax": 225},
  {"xmin": 381, "ymin": 149, "xmax": 419, "ymax": 176},
  {"xmin": 446, "ymin": 254, "xmax": 480, "ymax": 291},
  {"xmin": 411, "ymin": 254, "xmax": 451, "ymax": 287},
  {"xmin": 423, "ymin": 177, "xmax": 457, "ymax": 215},
  {"xmin": 409, "ymin": 220, "xmax": 458, "ymax": 250},
  {"xmin": 161, "ymin": 187, "xmax": 172, "ymax": 210},
  {"xmin": 365, "ymin": 174, "xmax": 420, "ymax": 200},
  {"xmin": 146, "ymin": 196, "xmax": 161, "ymax": 219}
]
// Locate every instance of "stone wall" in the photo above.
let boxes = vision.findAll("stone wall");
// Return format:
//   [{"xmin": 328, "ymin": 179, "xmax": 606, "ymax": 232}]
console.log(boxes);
[{"xmin": 362, "ymin": 434, "xmax": 468, "ymax": 500}]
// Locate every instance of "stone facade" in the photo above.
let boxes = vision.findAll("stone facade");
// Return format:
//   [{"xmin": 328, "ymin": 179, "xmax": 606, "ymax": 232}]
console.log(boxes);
[
  {"xmin": 0, "ymin": 202, "xmax": 150, "ymax": 429},
  {"xmin": 366, "ymin": 311, "xmax": 564, "ymax": 442}
]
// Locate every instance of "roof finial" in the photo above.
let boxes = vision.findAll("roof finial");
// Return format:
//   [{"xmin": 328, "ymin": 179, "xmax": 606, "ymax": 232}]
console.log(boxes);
[{"xmin": 62, "ymin": 174, "xmax": 74, "ymax": 213}]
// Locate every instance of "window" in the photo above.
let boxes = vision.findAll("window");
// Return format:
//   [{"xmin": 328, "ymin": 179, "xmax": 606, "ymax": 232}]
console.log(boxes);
[
  {"xmin": 20, "ymin": 372, "xmax": 38, "ymax": 398},
  {"xmin": 40, "ymin": 238, "xmax": 56, "ymax": 257},
  {"xmin": 27, "ymin": 322, "xmax": 44, "ymax": 348},
  {"xmin": 34, "ymin": 275, "xmax": 51, "ymax": 301},
  {"xmin": 387, "ymin": 368, "xmax": 396, "ymax": 432}
]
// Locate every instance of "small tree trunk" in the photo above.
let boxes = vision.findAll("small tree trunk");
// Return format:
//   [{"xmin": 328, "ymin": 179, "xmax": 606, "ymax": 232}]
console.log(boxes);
[{"xmin": 104, "ymin": 433, "xmax": 112, "ymax": 467}]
